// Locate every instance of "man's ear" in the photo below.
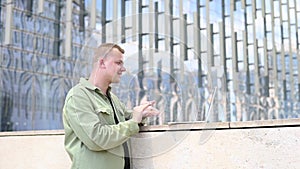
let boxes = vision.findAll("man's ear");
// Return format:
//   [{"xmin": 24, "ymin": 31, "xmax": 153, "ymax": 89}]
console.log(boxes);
[{"xmin": 98, "ymin": 58, "xmax": 106, "ymax": 68}]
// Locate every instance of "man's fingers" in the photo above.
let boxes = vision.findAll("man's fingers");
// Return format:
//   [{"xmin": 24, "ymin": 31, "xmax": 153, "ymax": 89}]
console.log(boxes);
[
  {"xmin": 143, "ymin": 106, "xmax": 161, "ymax": 117},
  {"xmin": 148, "ymin": 100, "xmax": 156, "ymax": 105},
  {"xmin": 141, "ymin": 104, "xmax": 152, "ymax": 111},
  {"xmin": 140, "ymin": 101, "xmax": 156, "ymax": 111},
  {"xmin": 141, "ymin": 100, "xmax": 156, "ymax": 106}
]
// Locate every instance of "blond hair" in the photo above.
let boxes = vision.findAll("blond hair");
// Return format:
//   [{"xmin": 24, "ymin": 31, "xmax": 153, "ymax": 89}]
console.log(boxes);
[{"xmin": 93, "ymin": 43, "xmax": 124, "ymax": 63}]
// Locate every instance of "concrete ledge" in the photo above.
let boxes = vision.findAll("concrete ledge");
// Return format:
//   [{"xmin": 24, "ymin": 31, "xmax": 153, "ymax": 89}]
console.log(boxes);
[
  {"xmin": 0, "ymin": 119, "xmax": 299, "ymax": 169},
  {"xmin": 0, "ymin": 130, "xmax": 65, "ymax": 137},
  {"xmin": 229, "ymin": 118, "xmax": 300, "ymax": 128},
  {"xmin": 132, "ymin": 119, "xmax": 300, "ymax": 169},
  {"xmin": 0, "ymin": 132, "xmax": 71, "ymax": 169},
  {"xmin": 140, "ymin": 118, "xmax": 300, "ymax": 132},
  {"xmin": 1, "ymin": 119, "xmax": 299, "ymax": 136}
]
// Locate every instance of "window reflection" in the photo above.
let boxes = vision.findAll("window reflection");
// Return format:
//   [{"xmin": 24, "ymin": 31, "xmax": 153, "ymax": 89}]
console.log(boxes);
[{"xmin": 0, "ymin": 0, "xmax": 300, "ymax": 131}]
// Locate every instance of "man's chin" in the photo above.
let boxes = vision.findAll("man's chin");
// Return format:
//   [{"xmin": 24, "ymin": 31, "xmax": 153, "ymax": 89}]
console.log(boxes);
[
  {"xmin": 112, "ymin": 80, "xmax": 120, "ymax": 83},
  {"xmin": 111, "ymin": 78, "xmax": 121, "ymax": 83}
]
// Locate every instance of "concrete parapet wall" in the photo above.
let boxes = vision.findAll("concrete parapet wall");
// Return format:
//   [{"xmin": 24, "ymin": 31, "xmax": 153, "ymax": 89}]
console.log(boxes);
[
  {"xmin": 0, "ymin": 130, "xmax": 70, "ymax": 169},
  {"xmin": 0, "ymin": 119, "xmax": 299, "ymax": 169}
]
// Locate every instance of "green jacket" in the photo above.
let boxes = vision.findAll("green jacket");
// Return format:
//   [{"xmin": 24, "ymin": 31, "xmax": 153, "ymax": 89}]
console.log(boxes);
[{"xmin": 63, "ymin": 78, "xmax": 139, "ymax": 169}]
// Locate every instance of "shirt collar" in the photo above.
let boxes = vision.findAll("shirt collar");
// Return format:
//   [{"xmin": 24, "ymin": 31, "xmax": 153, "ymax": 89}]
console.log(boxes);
[{"xmin": 79, "ymin": 78, "xmax": 111, "ymax": 93}]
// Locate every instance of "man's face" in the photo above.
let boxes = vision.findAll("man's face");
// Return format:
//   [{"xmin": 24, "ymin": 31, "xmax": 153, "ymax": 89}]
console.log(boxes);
[{"xmin": 102, "ymin": 48, "xmax": 126, "ymax": 83}]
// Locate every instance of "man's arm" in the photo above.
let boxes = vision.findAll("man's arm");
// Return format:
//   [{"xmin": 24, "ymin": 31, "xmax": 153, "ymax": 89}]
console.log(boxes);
[{"xmin": 63, "ymin": 91, "xmax": 139, "ymax": 151}]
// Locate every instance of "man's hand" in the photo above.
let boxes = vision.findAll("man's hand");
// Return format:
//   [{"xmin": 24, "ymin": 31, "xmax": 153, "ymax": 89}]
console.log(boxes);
[{"xmin": 132, "ymin": 100, "xmax": 160, "ymax": 123}]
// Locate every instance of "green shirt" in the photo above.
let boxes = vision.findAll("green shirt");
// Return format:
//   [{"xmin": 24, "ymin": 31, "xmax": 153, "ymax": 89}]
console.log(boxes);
[{"xmin": 63, "ymin": 78, "xmax": 139, "ymax": 169}]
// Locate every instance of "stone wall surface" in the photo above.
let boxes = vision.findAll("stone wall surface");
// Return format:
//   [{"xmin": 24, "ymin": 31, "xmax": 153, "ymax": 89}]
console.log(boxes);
[
  {"xmin": 0, "ymin": 120, "xmax": 299, "ymax": 169},
  {"xmin": 0, "ymin": 131, "xmax": 70, "ymax": 169},
  {"xmin": 131, "ymin": 127, "xmax": 300, "ymax": 169}
]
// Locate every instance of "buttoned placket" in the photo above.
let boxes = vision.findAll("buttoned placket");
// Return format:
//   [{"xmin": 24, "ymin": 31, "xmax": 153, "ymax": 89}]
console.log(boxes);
[{"xmin": 105, "ymin": 91, "xmax": 131, "ymax": 169}]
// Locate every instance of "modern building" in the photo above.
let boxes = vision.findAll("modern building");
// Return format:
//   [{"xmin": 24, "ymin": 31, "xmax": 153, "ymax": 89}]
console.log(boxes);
[{"xmin": 0, "ymin": 0, "xmax": 300, "ymax": 131}]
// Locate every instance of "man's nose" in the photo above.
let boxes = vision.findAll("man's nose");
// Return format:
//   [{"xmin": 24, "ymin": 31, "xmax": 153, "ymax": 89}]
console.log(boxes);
[{"xmin": 121, "ymin": 66, "xmax": 126, "ymax": 72}]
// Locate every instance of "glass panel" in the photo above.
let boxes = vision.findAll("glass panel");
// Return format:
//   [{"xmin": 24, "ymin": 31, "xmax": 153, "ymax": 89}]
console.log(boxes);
[{"xmin": 1, "ymin": 0, "xmax": 300, "ymax": 132}]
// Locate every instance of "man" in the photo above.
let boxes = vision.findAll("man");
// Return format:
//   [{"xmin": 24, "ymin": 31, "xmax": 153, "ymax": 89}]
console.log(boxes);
[{"xmin": 63, "ymin": 43, "xmax": 159, "ymax": 169}]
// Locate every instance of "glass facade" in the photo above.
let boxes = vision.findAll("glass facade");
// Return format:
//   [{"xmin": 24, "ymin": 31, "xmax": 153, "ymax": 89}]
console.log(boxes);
[{"xmin": 0, "ymin": 0, "xmax": 300, "ymax": 131}]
